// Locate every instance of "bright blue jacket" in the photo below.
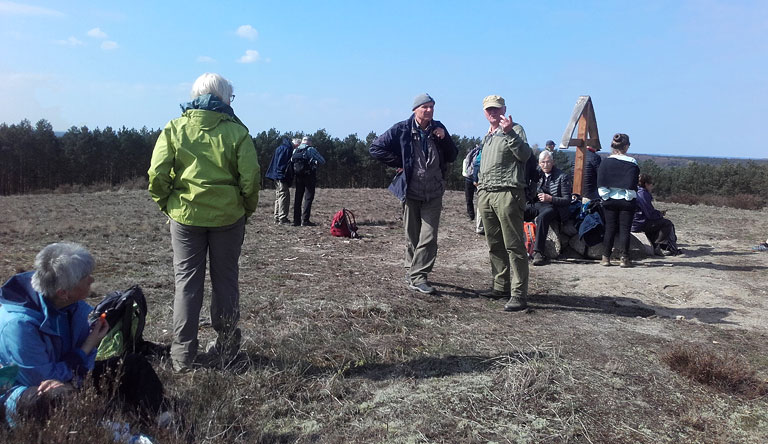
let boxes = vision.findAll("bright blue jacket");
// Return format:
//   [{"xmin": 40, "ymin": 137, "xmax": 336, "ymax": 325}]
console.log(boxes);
[
  {"xmin": 0, "ymin": 272, "xmax": 96, "ymax": 423},
  {"xmin": 369, "ymin": 114, "xmax": 458, "ymax": 202},
  {"xmin": 265, "ymin": 138, "xmax": 294, "ymax": 181}
]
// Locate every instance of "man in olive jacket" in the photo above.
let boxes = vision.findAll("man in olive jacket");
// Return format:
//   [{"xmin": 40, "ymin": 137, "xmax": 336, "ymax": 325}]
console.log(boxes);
[
  {"xmin": 370, "ymin": 93, "xmax": 458, "ymax": 294},
  {"xmin": 476, "ymin": 95, "xmax": 533, "ymax": 311}
]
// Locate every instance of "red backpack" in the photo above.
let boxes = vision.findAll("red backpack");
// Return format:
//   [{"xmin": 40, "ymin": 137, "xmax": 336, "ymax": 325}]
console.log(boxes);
[
  {"xmin": 523, "ymin": 222, "xmax": 536, "ymax": 259},
  {"xmin": 330, "ymin": 208, "xmax": 359, "ymax": 238}
]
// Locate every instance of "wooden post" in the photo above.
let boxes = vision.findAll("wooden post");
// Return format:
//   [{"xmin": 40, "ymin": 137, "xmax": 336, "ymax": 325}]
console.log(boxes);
[{"xmin": 558, "ymin": 96, "xmax": 601, "ymax": 197}]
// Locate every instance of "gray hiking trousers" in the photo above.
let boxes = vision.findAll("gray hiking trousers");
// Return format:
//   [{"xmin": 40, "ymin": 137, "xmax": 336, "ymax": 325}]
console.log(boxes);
[{"xmin": 169, "ymin": 217, "xmax": 244, "ymax": 366}]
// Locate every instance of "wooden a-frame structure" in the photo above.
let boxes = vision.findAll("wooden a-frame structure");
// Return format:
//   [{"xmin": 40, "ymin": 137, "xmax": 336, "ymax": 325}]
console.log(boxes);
[{"xmin": 558, "ymin": 95, "xmax": 601, "ymax": 197}]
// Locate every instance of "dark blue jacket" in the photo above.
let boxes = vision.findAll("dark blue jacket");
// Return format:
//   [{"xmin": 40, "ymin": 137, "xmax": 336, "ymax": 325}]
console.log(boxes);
[
  {"xmin": 265, "ymin": 138, "xmax": 294, "ymax": 181},
  {"xmin": 0, "ymin": 272, "xmax": 96, "ymax": 422},
  {"xmin": 631, "ymin": 186, "xmax": 663, "ymax": 232},
  {"xmin": 582, "ymin": 149, "xmax": 601, "ymax": 200},
  {"xmin": 369, "ymin": 114, "xmax": 458, "ymax": 201}
]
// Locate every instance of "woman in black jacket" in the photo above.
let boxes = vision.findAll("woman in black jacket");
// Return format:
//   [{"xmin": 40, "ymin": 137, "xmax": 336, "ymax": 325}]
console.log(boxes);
[{"xmin": 597, "ymin": 133, "xmax": 639, "ymax": 267}]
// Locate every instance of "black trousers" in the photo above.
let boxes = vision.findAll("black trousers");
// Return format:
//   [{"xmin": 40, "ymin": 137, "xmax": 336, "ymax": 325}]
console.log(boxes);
[
  {"xmin": 602, "ymin": 199, "xmax": 637, "ymax": 257},
  {"xmin": 294, "ymin": 173, "xmax": 317, "ymax": 224},
  {"xmin": 642, "ymin": 217, "xmax": 675, "ymax": 249},
  {"xmin": 525, "ymin": 202, "xmax": 560, "ymax": 254},
  {"xmin": 464, "ymin": 179, "xmax": 476, "ymax": 218}
]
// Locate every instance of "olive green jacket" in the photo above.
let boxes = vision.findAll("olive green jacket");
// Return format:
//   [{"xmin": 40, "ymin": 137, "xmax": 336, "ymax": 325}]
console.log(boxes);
[
  {"xmin": 148, "ymin": 109, "xmax": 260, "ymax": 227},
  {"xmin": 477, "ymin": 123, "xmax": 532, "ymax": 192}
]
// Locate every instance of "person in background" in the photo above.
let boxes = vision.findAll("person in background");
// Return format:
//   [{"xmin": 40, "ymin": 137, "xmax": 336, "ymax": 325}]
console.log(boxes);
[
  {"xmin": 148, "ymin": 72, "xmax": 260, "ymax": 373},
  {"xmin": 266, "ymin": 138, "xmax": 300, "ymax": 225},
  {"xmin": 632, "ymin": 173, "xmax": 679, "ymax": 256},
  {"xmin": 476, "ymin": 95, "xmax": 533, "ymax": 311},
  {"xmin": 370, "ymin": 93, "xmax": 458, "ymax": 294},
  {"xmin": 545, "ymin": 140, "xmax": 556, "ymax": 152},
  {"xmin": 0, "ymin": 243, "xmax": 163, "ymax": 427},
  {"xmin": 291, "ymin": 136, "xmax": 326, "ymax": 226},
  {"xmin": 581, "ymin": 144, "xmax": 602, "ymax": 202},
  {"xmin": 597, "ymin": 133, "xmax": 639, "ymax": 268},
  {"xmin": 525, "ymin": 150, "xmax": 573, "ymax": 266}
]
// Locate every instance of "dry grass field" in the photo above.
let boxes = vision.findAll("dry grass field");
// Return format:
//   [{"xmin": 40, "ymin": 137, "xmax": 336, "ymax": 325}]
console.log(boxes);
[{"xmin": 1, "ymin": 187, "xmax": 767, "ymax": 443}]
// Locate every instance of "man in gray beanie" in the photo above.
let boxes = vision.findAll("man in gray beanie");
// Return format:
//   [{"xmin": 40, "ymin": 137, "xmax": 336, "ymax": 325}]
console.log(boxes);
[{"xmin": 369, "ymin": 94, "xmax": 458, "ymax": 294}]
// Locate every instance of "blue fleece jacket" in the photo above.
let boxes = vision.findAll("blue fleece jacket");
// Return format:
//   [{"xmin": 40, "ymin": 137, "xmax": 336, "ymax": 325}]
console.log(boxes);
[
  {"xmin": 0, "ymin": 272, "xmax": 96, "ymax": 424},
  {"xmin": 265, "ymin": 138, "xmax": 294, "ymax": 181}
]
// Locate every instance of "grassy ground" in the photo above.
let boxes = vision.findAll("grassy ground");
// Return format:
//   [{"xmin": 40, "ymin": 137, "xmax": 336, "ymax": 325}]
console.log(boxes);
[{"xmin": 1, "ymin": 188, "xmax": 767, "ymax": 443}]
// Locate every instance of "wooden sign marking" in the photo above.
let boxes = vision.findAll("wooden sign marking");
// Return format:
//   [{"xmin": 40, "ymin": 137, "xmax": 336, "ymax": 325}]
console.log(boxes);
[{"xmin": 558, "ymin": 95, "xmax": 601, "ymax": 196}]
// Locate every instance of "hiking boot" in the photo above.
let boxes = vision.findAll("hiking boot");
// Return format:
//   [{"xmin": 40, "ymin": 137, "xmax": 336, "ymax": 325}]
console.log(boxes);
[
  {"xmin": 408, "ymin": 282, "xmax": 436, "ymax": 294},
  {"xmin": 481, "ymin": 288, "xmax": 507, "ymax": 299},
  {"xmin": 532, "ymin": 252, "xmax": 549, "ymax": 266},
  {"xmin": 620, "ymin": 256, "xmax": 632, "ymax": 268},
  {"xmin": 653, "ymin": 246, "xmax": 664, "ymax": 256},
  {"xmin": 504, "ymin": 296, "xmax": 527, "ymax": 312},
  {"xmin": 475, "ymin": 229, "xmax": 485, "ymax": 235},
  {"xmin": 292, "ymin": 221, "xmax": 301, "ymax": 226},
  {"xmin": 600, "ymin": 256, "xmax": 611, "ymax": 266},
  {"xmin": 301, "ymin": 221, "xmax": 317, "ymax": 227},
  {"xmin": 278, "ymin": 219, "xmax": 292, "ymax": 226}
]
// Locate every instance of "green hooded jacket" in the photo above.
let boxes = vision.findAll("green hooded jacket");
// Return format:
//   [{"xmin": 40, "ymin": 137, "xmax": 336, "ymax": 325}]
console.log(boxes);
[{"xmin": 148, "ymin": 109, "xmax": 260, "ymax": 227}]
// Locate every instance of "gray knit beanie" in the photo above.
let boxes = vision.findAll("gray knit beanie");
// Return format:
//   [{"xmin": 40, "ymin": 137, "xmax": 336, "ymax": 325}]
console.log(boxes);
[{"xmin": 412, "ymin": 93, "xmax": 435, "ymax": 110}]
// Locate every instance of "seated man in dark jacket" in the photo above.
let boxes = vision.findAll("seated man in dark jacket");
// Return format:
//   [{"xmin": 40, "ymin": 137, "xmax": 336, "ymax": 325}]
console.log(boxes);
[{"xmin": 525, "ymin": 150, "xmax": 573, "ymax": 265}]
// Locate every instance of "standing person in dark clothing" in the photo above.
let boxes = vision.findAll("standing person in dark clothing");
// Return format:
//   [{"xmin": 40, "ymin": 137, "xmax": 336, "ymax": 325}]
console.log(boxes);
[
  {"xmin": 370, "ymin": 93, "xmax": 458, "ymax": 294},
  {"xmin": 597, "ymin": 133, "xmax": 639, "ymax": 268},
  {"xmin": 581, "ymin": 144, "xmax": 602, "ymax": 202},
  {"xmin": 291, "ymin": 136, "xmax": 325, "ymax": 227},
  {"xmin": 266, "ymin": 137, "xmax": 300, "ymax": 225},
  {"xmin": 632, "ymin": 174, "xmax": 679, "ymax": 255}
]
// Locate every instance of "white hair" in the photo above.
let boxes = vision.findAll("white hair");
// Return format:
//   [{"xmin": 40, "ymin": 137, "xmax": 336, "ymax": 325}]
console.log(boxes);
[
  {"xmin": 31, "ymin": 242, "xmax": 94, "ymax": 297},
  {"xmin": 190, "ymin": 73, "xmax": 234, "ymax": 105},
  {"xmin": 301, "ymin": 136, "xmax": 311, "ymax": 144},
  {"xmin": 292, "ymin": 138, "xmax": 302, "ymax": 146},
  {"xmin": 538, "ymin": 150, "xmax": 553, "ymax": 162}
]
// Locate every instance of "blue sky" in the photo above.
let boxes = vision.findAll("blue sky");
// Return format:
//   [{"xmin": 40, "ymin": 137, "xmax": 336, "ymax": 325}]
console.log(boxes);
[{"xmin": 1, "ymin": 0, "xmax": 766, "ymax": 158}]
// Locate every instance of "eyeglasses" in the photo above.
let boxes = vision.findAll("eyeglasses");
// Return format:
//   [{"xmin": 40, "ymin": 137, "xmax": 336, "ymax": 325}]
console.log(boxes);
[{"xmin": 230, "ymin": 94, "xmax": 236, "ymax": 103}]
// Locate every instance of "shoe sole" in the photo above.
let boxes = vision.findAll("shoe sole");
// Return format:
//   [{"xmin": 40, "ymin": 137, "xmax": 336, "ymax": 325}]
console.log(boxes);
[{"xmin": 504, "ymin": 305, "xmax": 528, "ymax": 312}]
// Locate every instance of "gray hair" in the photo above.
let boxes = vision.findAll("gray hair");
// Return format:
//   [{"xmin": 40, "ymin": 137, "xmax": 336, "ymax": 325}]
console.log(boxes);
[
  {"xmin": 31, "ymin": 242, "xmax": 94, "ymax": 297},
  {"xmin": 291, "ymin": 138, "xmax": 301, "ymax": 146},
  {"xmin": 538, "ymin": 150, "xmax": 553, "ymax": 162},
  {"xmin": 190, "ymin": 73, "xmax": 234, "ymax": 105},
  {"xmin": 301, "ymin": 136, "xmax": 311, "ymax": 145}
]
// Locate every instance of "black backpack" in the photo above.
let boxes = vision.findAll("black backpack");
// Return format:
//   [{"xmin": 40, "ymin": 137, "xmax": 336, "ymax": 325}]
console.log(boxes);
[
  {"xmin": 291, "ymin": 147, "xmax": 312, "ymax": 176},
  {"xmin": 89, "ymin": 285, "xmax": 164, "ymax": 360}
]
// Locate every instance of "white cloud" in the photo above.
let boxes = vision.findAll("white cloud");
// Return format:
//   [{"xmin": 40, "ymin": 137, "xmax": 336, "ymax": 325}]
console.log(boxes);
[
  {"xmin": 0, "ymin": 1, "xmax": 65, "ymax": 16},
  {"xmin": 237, "ymin": 49, "xmax": 260, "ymax": 63},
  {"xmin": 236, "ymin": 25, "xmax": 258, "ymax": 40},
  {"xmin": 101, "ymin": 40, "xmax": 118, "ymax": 50},
  {"xmin": 197, "ymin": 55, "xmax": 216, "ymax": 63},
  {"xmin": 55, "ymin": 36, "xmax": 83, "ymax": 46},
  {"xmin": 87, "ymin": 27, "xmax": 108, "ymax": 39}
]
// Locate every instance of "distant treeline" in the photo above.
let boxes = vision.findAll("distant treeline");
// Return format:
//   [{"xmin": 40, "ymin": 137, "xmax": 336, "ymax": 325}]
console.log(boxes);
[{"xmin": 1, "ymin": 119, "xmax": 766, "ymax": 209}]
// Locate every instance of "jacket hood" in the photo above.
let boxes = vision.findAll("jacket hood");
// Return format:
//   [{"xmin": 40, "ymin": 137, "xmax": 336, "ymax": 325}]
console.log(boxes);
[
  {"xmin": 180, "ymin": 94, "xmax": 248, "ymax": 132},
  {"xmin": 0, "ymin": 271, "xmax": 46, "ymax": 321}
]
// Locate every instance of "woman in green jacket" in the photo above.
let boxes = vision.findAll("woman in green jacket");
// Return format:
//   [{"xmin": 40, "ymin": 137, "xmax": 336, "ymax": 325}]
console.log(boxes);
[{"xmin": 148, "ymin": 73, "xmax": 260, "ymax": 373}]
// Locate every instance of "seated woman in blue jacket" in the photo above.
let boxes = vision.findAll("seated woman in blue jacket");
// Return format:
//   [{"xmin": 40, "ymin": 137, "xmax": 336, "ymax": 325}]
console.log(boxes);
[
  {"xmin": 631, "ymin": 174, "xmax": 679, "ymax": 255},
  {"xmin": 0, "ymin": 242, "xmax": 162, "ymax": 427}
]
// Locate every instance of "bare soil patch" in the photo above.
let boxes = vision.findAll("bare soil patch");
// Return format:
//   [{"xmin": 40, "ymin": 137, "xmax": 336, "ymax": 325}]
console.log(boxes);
[{"xmin": 1, "ymin": 188, "xmax": 767, "ymax": 443}]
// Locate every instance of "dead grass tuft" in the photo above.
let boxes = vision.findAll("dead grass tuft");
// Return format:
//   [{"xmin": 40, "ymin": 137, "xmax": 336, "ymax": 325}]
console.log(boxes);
[{"xmin": 663, "ymin": 344, "xmax": 768, "ymax": 399}]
